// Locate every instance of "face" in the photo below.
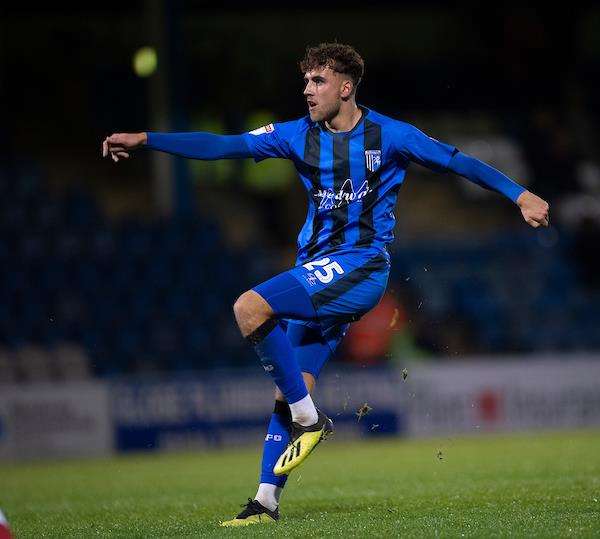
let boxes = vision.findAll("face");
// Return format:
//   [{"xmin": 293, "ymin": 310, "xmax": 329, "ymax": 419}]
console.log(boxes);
[{"xmin": 303, "ymin": 66, "xmax": 351, "ymax": 122}]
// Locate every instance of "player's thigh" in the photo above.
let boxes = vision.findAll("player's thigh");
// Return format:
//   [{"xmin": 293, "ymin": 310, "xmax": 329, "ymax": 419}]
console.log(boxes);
[
  {"xmin": 252, "ymin": 270, "xmax": 318, "ymax": 321},
  {"xmin": 293, "ymin": 248, "xmax": 391, "ymax": 327},
  {"xmin": 316, "ymin": 267, "xmax": 390, "ymax": 326},
  {"xmin": 252, "ymin": 248, "xmax": 389, "ymax": 332}
]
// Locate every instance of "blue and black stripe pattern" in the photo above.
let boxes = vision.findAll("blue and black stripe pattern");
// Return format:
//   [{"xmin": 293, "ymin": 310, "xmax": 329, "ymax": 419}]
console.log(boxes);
[
  {"xmin": 329, "ymin": 134, "xmax": 350, "ymax": 248},
  {"xmin": 240, "ymin": 105, "xmax": 461, "ymax": 262},
  {"xmin": 356, "ymin": 119, "xmax": 382, "ymax": 247},
  {"xmin": 303, "ymin": 126, "xmax": 323, "ymax": 258},
  {"xmin": 299, "ymin": 113, "xmax": 384, "ymax": 260},
  {"xmin": 310, "ymin": 252, "xmax": 388, "ymax": 311}
]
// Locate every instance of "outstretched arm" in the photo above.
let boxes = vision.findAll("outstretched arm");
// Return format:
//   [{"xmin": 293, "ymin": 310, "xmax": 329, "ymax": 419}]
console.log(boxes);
[
  {"xmin": 393, "ymin": 123, "xmax": 550, "ymax": 229},
  {"xmin": 103, "ymin": 121, "xmax": 293, "ymax": 163},
  {"xmin": 102, "ymin": 131, "xmax": 253, "ymax": 162},
  {"xmin": 447, "ymin": 151, "xmax": 550, "ymax": 228}
]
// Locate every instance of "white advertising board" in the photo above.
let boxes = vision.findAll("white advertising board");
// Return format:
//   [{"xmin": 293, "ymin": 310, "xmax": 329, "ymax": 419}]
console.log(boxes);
[
  {"xmin": 400, "ymin": 355, "xmax": 600, "ymax": 436},
  {"xmin": 0, "ymin": 382, "xmax": 112, "ymax": 460}
]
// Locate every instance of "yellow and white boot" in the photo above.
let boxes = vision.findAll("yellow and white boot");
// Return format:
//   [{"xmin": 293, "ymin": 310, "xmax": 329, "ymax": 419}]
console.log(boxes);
[{"xmin": 273, "ymin": 409, "xmax": 334, "ymax": 476}]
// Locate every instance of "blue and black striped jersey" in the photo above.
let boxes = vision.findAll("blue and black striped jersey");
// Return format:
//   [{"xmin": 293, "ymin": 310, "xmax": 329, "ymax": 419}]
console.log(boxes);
[{"xmin": 243, "ymin": 106, "xmax": 457, "ymax": 263}]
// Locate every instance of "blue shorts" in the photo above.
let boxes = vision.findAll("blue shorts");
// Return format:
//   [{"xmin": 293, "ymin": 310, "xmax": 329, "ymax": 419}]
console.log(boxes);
[{"xmin": 253, "ymin": 247, "xmax": 390, "ymax": 377}]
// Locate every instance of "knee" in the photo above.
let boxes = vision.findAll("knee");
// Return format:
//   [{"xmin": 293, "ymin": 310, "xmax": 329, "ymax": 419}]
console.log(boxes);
[
  {"xmin": 233, "ymin": 290, "xmax": 254, "ymax": 322},
  {"xmin": 233, "ymin": 290, "xmax": 273, "ymax": 332}
]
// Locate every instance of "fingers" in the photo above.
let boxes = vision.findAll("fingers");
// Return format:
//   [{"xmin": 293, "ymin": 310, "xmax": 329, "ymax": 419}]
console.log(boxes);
[
  {"xmin": 110, "ymin": 152, "xmax": 129, "ymax": 162},
  {"xmin": 525, "ymin": 215, "xmax": 549, "ymax": 228},
  {"xmin": 537, "ymin": 208, "xmax": 550, "ymax": 227},
  {"xmin": 102, "ymin": 133, "xmax": 131, "ymax": 162},
  {"xmin": 540, "ymin": 202, "xmax": 550, "ymax": 226},
  {"xmin": 103, "ymin": 135, "xmax": 118, "ymax": 158},
  {"xmin": 522, "ymin": 203, "xmax": 550, "ymax": 228},
  {"xmin": 519, "ymin": 194, "xmax": 550, "ymax": 227}
]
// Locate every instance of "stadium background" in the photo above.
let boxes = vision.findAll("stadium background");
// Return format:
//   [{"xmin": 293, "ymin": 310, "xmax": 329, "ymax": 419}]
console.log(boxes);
[
  {"xmin": 3, "ymin": 2, "xmax": 600, "ymax": 376},
  {"xmin": 0, "ymin": 5, "xmax": 600, "ymax": 537},
  {"xmin": 1, "ymin": 3, "xmax": 600, "ymax": 536}
]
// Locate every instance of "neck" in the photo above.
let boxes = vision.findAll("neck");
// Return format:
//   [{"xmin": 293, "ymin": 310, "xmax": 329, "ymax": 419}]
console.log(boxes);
[{"xmin": 325, "ymin": 100, "xmax": 362, "ymax": 133}]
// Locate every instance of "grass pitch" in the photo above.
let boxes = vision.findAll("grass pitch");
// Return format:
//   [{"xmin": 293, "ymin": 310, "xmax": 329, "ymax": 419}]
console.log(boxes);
[{"xmin": 2, "ymin": 430, "xmax": 599, "ymax": 537}]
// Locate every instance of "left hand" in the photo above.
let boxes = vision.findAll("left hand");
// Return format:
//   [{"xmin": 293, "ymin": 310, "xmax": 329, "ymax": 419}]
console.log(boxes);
[{"xmin": 517, "ymin": 190, "xmax": 550, "ymax": 228}]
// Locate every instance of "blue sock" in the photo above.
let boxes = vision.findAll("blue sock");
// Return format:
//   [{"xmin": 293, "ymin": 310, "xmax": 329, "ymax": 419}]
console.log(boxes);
[
  {"xmin": 247, "ymin": 320, "xmax": 308, "ymax": 404},
  {"xmin": 260, "ymin": 401, "xmax": 291, "ymax": 487}
]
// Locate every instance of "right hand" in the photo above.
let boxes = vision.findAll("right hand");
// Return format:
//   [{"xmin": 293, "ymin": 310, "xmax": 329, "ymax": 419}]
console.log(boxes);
[{"xmin": 102, "ymin": 132, "xmax": 147, "ymax": 162}]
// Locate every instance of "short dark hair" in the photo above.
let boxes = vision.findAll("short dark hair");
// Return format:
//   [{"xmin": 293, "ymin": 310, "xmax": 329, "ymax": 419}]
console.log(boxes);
[{"xmin": 299, "ymin": 42, "xmax": 364, "ymax": 87}]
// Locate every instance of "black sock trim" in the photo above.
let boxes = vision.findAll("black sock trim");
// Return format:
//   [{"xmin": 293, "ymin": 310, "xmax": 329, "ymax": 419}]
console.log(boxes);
[
  {"xmin": 245, "ymin": 319, "xmax": 277, "ymax": 346},
  {"xmin": 273, "ymin": 400, "xmax": 292, "ymax": 423}
]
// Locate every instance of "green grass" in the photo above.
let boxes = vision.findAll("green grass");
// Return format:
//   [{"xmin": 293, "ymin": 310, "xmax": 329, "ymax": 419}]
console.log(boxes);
[{"xmin": 2, "ymin": 430, "xmax": 600, "ymax": 538}]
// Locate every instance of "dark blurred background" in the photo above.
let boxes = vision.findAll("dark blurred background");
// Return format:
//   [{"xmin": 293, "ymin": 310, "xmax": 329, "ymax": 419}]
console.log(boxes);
[{"xmin": 1, "ymin": 2, "xmax": 600, "ymax": 383}]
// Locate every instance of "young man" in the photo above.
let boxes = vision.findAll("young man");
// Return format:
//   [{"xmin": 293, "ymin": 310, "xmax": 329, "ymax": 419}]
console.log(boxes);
[{"xmin": 102, "ymin": 43, "xmax": 549, "ymax": 525}]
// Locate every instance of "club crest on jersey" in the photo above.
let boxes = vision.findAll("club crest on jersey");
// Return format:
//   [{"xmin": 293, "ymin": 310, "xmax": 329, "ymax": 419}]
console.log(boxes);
[
  {"xmin": 305, "ymin": 272, "xmax": 317, "ymax": 286},
  {"xmin": 365, "ymin": 149, "xmax": 381, "ymax": 172},
  {"xmin": 249, "ymin": 123, "xmax": 275, "ymax": 136}
]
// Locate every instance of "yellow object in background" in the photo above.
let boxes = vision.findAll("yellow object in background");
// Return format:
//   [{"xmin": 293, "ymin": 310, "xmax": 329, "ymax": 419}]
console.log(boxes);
[{"xmin": 133, "ymin": 46, "xmax": 158, "ymax": 77}]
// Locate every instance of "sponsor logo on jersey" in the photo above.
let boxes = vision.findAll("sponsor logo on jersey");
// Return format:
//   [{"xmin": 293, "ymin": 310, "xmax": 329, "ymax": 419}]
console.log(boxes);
[
  {"xmin": 249, "ymin": 123, "xmax": 275, "ymax": 136},
  {"xmin": 313, "ymin": 178, "xmax": 373, "ymax": 210},
  {"xmin": 365, "ymin": 149, "xmax": 381, "ymax": 172}
]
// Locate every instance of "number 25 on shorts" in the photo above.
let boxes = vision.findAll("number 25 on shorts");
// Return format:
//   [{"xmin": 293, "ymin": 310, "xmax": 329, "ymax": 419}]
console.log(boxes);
[{"xmin": 302, "ymin": 257, "xmax": 345, "ymax": 284}]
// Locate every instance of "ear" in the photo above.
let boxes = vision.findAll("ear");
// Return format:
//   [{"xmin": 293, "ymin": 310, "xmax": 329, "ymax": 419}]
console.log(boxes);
[{"xmin": 340, "ymin": 78, "xmax": 354, "ymax": 99}]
